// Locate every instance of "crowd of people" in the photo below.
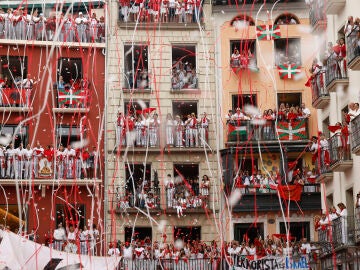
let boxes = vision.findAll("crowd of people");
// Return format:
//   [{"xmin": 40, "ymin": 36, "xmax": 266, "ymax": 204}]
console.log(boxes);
[
  {"xmin": 119, "ymin": 0, "xmax": 203, "ymax": 23},
  {"xmin": 171, "ymin": 61, "xmax": 198, "ymax": 90},
  {"xmin": 225, "ymin": 103, "xmax": 311, "ymax": 124},
  {"xmin": 0, "ymin": 8, "xmax": 105, "ymax": 43},
  {"xmin": 0, "ymin": 141, "xmax": 99, "ymax": 180},
  {"xmin": 116, "ymin": 111, "xmax": 209, "ymax": 148},
  {"xmin": 230, "ymin": 48, "xmax": 256, "ymax": 69}
]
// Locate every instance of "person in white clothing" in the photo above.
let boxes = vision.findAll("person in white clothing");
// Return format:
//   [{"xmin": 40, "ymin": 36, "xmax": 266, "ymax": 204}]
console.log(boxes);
[
  {"xmin": 32, "ymin": 141, "xmax": 43, "ymax": 178},
  {"xmin": 17, "ymin": 73, "xmax": 35, "ymax": 107},
  {"xmin": 165, "ymin": 174, "xmax": 175, "ymax": 208},
  {"xmin": 63, "ymin": 144, "xmax": 76, "ymax": 179},
  {"xmin": 65, "ymin": 224, "xmax": 78, "ymax": 253},
  {"xmin": 108, "ymin": 243, "xmax": 120, "ymax": 256},
  {"xmin": 300, "ymin": 103, "xmax": 311, "ymax": 119},
  {"xmin": 75, "ymin": 12, "xmax": 88, "ymax": 42},
  {"xmin": 185, "ymin": 113, "xmax": 198, "ymax": 147},
  {"xmin": 23, "ymin": 144, "xmax": 33, "ymax": 179},
  {"xmin": 0, "ymin": 146, "xmax": 6, "ymax": 178},
  {"xmin": 53, "ymin": 222, "xmax": 66, "ymax": 251},
  {"xmin": 149, "ymin": 113, "xmax": 160, "ymax": 147},
  {"xmin": 14, "ymin": 143, "xmax": 26, "ymax": 179},
  {"xmin": 33, "ymin": 12, "xmax": 47, "ymax": 41},
  {"xmin": 337, "ymin": 203, "xmax": 348, "ymax": 244},
  {"xmin": 165, "ymin": 113, "xmax": 174, "ymax": 146},
  {"xmin": 6, "ymin": 143, "xmax": 15, "ymax": 178},
  {"xmin": 198, "ymin": 112, "xmax": 209, "ymax": 146},
  {"xmin": 89, "ymin": 13, "xmax": 98, "ymax": 42}
]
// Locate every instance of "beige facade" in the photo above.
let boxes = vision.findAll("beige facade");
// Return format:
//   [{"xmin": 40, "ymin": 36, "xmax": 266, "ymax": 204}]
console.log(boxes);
[{"xmin": 105, "ymin": 0, "xmax": 220, "ymax": 243}]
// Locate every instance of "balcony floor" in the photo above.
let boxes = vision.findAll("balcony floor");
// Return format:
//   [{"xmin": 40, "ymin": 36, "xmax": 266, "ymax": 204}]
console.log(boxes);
[
  {"xmin": 330, "ymin": 159, "xmax": 353, "ymax": 172},
  {"xmin": 312, "ymin": 96, "xmax": 330, "ymax": 109},
  {"xmin": 326, "ymin": 78, "xmax": 349, "ymax": 92},
  {"xmin": 316, "ymin": 172, "xmax": 333, "ymax": 184},
  {"xmin": 348, "ymin": 56, "xmax": 360, "ymax": 71}
]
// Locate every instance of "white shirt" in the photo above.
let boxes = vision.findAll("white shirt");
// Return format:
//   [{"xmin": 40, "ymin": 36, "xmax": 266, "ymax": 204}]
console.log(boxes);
[
  {"xmin": 53, "ymin": 227, "xmax": 66, "ymax": 241},
  {"xmin": 302, "ymin": 107, "xmax": 311, "ymax": 118},
  {"xmin": 310, "ymin": 142, "xmax": 318, "ymax": 152},
  {"xmin": 320, "ymin": 139, "xmax": 329, "ymax": 151},
  {"xmin": 108, "ymin": 247, "xmax": 120, "ymax": 256},
  {"xmin": 75, "ymin": 16, "xmax": 88, "ymax": 25},
  {"xmin": 23, "ymin": 148, "xmax": 33, "ymax": 159},
  {"xmin": 123, "ymin": 246, "xmax": 133, "ymax": 259}
]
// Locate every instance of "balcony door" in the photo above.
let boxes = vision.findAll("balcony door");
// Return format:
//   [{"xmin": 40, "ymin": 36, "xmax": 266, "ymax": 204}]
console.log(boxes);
[
  {"xmin": 234, "ymin": 223, "xmax": 264, "ymax": 244},
  {"xmin": 279, "ymin": 221, "xmax": 310, "ymax": 241}
]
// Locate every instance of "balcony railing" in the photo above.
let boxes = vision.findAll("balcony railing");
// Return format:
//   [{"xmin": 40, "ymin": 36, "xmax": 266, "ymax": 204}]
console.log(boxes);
[
  {"xmin": 318, "ymin": 210, "xmax": 360, "ymax": 254},
  {"xmin": 310, "ymin": 71, "xmax": 329, "ymax": 109},
  {"xmin": 118, "ymin": 4, "xmax": 203, "ymax": 25},
  {"xmin": 0, "ymin": 17, "xmax": 105, "ymax": 43},
  {"xmin": 328, "ymin": 133, "xmax": 352, "ymax": 171},
  {"xmin": 117, "ymin": 125, "xmax": 209, "ymax": 148},
  {"xmin": 346, "ymin": 28, "xmax": 360, "ymax": 70},
  {"xmin": 309, "ymin": 1, "xmax": 326, "ymax": 33},
  {"xmin": 227, "ymin": 119, "xmax": 309, "ymax": 143},
  {"xmin": 165, "ymin": 188, "xmax": 208, "ymax": 213},
  {"xmin": 232, "ymin": 184, "xmax": 321, "ymax": 212},
  {"xmin": 120, "ymin": 259, "xmax": 214, "ymax": 270},
  {"xmin": 115, "ymin": 187, "xmax": 161, "ymax": 211},
  {"xmin": 351, "ymin": 114, "xmax": 360, "ymax": 153},
  {"xmin": 0, "ymin": 88, "xmax": 30, "ymax": 107},
  {"xmin": 230, "ymin": 56, "xmax": 258, "ymax": 72},
  {"xmin": 171, "ymin": 72, "xmax": 198, "ymax": 91},
  {"xmin": 324, "ymin": 54, "xmax": 348, "ymax": 90}
]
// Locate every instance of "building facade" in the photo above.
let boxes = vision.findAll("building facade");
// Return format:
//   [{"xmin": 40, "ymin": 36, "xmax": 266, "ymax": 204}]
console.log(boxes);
[
  {"xmin": 105, "ymin": 0, "xmax": 220, "ymax": 245},
  {"xmin": 309, "ymin": 0, "xmax": 360, "ymax": 268},
  {"xmin": 0, "ymin": 0, "xmax": 106, "ymax": 254},
  {"xmin": 213, "ymin": 0, "xmax": 321, "ymax": 244}
]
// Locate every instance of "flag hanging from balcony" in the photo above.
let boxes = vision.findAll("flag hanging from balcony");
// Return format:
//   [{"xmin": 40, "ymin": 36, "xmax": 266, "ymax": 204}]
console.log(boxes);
[
  {"xmin": 277, "ymin": 64, "xmax": 302, "ymax": 79},
  {"xmin": 228, "ymin": 124, "xmax": 247, "ymax": 136},
  {"xmin": 57, "ymin": 88, "xmax": 87, "ymax": 107},
  {"xmin": 276, "ymin": 120, "xmax": 307, "ymax": 140},
  {"xmin": 256, "ymin": 24, "xmax": 281, "ymax": 40},
  {"xmin": 278, "ymin": 183, "xmax": 303, "ymax": 201},
  {"xmin": 2, "ymin": 88, "xmax": 26, "ymax": 106}
]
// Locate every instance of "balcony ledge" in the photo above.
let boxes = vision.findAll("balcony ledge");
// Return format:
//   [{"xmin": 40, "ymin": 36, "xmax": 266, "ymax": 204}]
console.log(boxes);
[
  {"xmin": 170, "ymin": 88, "xmax": 200, "ymax": 94},
  {"xmin": 312, "ymin": 95, "xmax": 330, "ymax": 109},
  {"xmin": 52, "ymin": 108, "xmax": 90, "ymax": 114},
  {"xmin": 326, "ymin": 77, "xmax": 349, "ymax": 92},
  {"xmin": 0, "ymin": 178, "xmax": 102, "ymax": 186},
  {"xmin": 0, "ymin": 106, "xmax": 32, "ymax": 113},
  {"xmin": 326, "ymin": 0, "xmax": 346, "ymax": 14},
  {"xmin": 352, "ymin": 144, "xmax": 360, "ymax": 155},
  {"xmin": 348, "ymin": 56, "xmax": 360, "ymax": 71},
  {"xmin": 110, "ymin": 145, "xmax": 213, "ymax": 154},
  {"xmin": 330, "ymin": 159, "xmax": 353, "ymax": 172},
  {"xmin": 122, "ymin": 88, "xmax": 152, "ymax": 93},
  {"xmin": 0, "ymin": 39, "xmax": 105, "ymax": 48},
  {"xmin": 118, "ymin": 21, "xmax": 204, "ymax": 30},
  {"xmin": 316, "ymin": 172, "xmax": 333, "ymax": 184}
]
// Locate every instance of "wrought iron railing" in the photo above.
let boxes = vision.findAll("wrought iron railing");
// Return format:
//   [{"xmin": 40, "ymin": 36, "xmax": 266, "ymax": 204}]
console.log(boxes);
[
  {"xmin": 310, "ymin": 71, "xmax": 328, "ymax": 104},
  {"xmin": 0, "ymin": 88, "xmax": 29, "ymax": 107},
  {"xmin": 165, "ymin": 187, "xmax": 208, "ymax": 211},
  {"xmin": 120, "ymin": 258, "xmax": 215, "ymax": 270},
  {"xmin": 346, "ymin": 28, "xmax": 360, "ymax": 67},
  {"xmin": 351, "ymin": 114, "xmax": 360, "ymax": 152},
  {"xmin": 328, "ymin": 133, "xmax": 351, "ymax": 166},
  {"xmin": 331, "ymin": 215, "xmax": 356, "ymax": 248},
  {"xmin": 324, "ymin": 54, "xmax": 347, "ymax": 87},
  {"xmin": 115, "ymin": 187, "xmax": 161, "ymax": 211},
  {"xmin": 227, "ymin": 119, "xmax": 309, "ymax": 142}
]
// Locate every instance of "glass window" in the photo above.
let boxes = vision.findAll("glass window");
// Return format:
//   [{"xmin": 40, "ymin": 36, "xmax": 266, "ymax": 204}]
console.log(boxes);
[
  {"xmin": 174, "ymin": 226, "xmax": 201, "ymax": 242},
  {"xmin": 57, "ymin": 58, "xmax": 83, "ymax": 84},
  {"xmin": 124, "ymin": 100, "xmax": 150, "ymax": 117},
  {"xmin": 230, "ymin": 40, "xmax": 257, "ymax": 68},
  {"xmin": 172, "ymin": 101, "xmax": 198, "ymax": 122},
  {"xmin": 124, "ymin": 45, "xmax": 149, "ymax": 89},
  {"xmin": 0, "ymin": 125, "xmax": 28, "ymax": 148},
  {"xmin": 231, "ymin": 94, "xmax": 257, "ymax": 111},
  {"xmin": 274, "ymin": 38, "xmax": 301, "ymax": 66},
  {"xmin": 125, "ymin": 227, "xmax": 152, "ymax": 242},
  {"xmin": 0, "ymin": 56, "xmax": 28, "ymax": 88},
  {"xmin": 277, "ymin": 92, "xmax": 302, "ymax": 109},
  {"xmin": 171, "ymin": 45, "xmax": 197, "ymax": 90},
  {"xmin": 56, "ymin": 125, "xmax": 83, "ymax": 147},
  {"xmin": 56, "ymin": 204, "xmax": 86, "ymax": 229},
  {"xmin": 234, "ymin": 223, "xmax": 264, "ymax": 244},
  {"xmin": 279, "ymin": 221, "xmax": 310, "ymax": 241}
]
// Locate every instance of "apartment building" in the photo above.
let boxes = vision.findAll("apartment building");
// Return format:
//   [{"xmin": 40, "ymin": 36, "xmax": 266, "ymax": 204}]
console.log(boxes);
[
  {"xmin": 212, "ymin": 0, "xmax": 321, "ymax": 244},
  {"xmin": 105, "ymin": 0, "xmax": 219, "ymax": 245}
]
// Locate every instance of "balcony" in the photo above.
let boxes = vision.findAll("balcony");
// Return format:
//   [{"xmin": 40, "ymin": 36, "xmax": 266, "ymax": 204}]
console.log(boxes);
[
  {"xmin": 309, "ymin": 2, "xmax": 327, "ymax": 34},
  {"xmin": 116, "ymin": 125, "xmax": 210, "ymax": 151},
  {"xmin": 331, "ymin": 216, "xmax": 356, "ymax": 249},
  {"xmin": 118, "ymin": 5, "xmax": 204, "ymax": 29},
  {"xmin": 0, "ymin": 88, "xmax": 32, "ymax": 112},
  {"xmin": 53, "ymin": 86, "xmax": 90, "ymax": 114},
  {"xmin": 310, "ymin": 71, "xmax": 330, "ymax": 109},
  {"xmin": 232, "ymin": 184, "xmax": 321, "ymax": 212},
  {"xmin": 171, "ymin": 71, "xmax": 199, "ymax": 93},
  {"xmin": 0, "ymin": 14, "xmax": 105, "ymax": 47},
  {"xmin": 120, "ymin": 259, "xmax": 213, "ymax": 269},
  {"xmin": 226, "ymin": 119, "xmax": 309, "ymax": 145},
  {"xmin": 351, "ymin": 114, "xmax": 360, "ymax": 155},
  {"xmin": 114, "ymin": 187, "xmax": 161, "ymax": 214},
  {"xmin": 324, "ymin": 55, "xmax": 349, "ymax": 92},
  {"xmin": 346, "ymin": 29, "xmax": 360, "ymax": 70},
  {"xmin": 328, "ymin": 133, "xmax": 353, "ymax": 171},
  {"xmin": 315, "ymin": 155, "xmax": 333, "ymax": 184},
  {"xmin": 230, "ymin": 57, "xmax": 259, "ymax": 75},
  {"xmin": 326, "ymin": 0, "xmax": 346, "ymax": 14}
]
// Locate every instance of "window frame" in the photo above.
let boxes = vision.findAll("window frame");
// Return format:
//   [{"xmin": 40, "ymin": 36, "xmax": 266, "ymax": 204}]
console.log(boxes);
[
  {"xmin": 172, "ymin": 100, "xmax": 198, "ymax": 122},
  {"xmin": 55, "ymin": 203, "xmax": 86, "ymax": 229},
  {"xmin": 274, "ymin": 38, "xmax": 302, "ymax": 67},
  {"xmin": 0, "ymin": 125, "xmax": 28, "ymax": 148},
  {"xmin": 56, "ymin": 125, "xmax": 84, "ymax": 147}
]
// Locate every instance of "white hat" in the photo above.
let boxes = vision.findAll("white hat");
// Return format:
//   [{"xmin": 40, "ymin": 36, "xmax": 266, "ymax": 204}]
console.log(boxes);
[{"xmin": 79, "ymin": 12, "xmax": 83, "ymax": 15}]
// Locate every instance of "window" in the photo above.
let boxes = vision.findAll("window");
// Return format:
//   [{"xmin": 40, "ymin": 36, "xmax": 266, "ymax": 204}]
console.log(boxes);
[
  {"xmin": 0, "ymin": 56, "xmax": 28, "ymax": 88},
  {"xmin": 57, "ymin": 58, "xmax": 83, "ymax": 84},
  {"xmin": 173, "ymin": 164, "xmax": 199, "ymax": 196},
  {"xmin": 277, "ymin": 92, "xmax": 302, "ymax": 109},
  {"xmin": 236, "ymin": 158, "xmax": 258, "ymax": 174},
  {"xmin": 230, "ymin": 40, "xmax": 257, "ymax": 69},
  {"xmin": 171, "ymin": 45, "xmax": 197, "ymax": 90},
  {"xmin": 279, "ymin": 221, "xmax": 310, "ymax": 241},
  {"xmin": 55, "ymin": 204, "xmax": 85, "ymax": 229},
  {"xmin": 174, "ymin": 226, "xmax": 201, "ymax": 242},
  {"xmin": 234, "ymin": 223, "xmax": 264, "ymax": 244},
  {"xmin": 274, "ymin": 38, "xmax": 301, "ymax": 66},
  {"xmin": 274, "ymin": 13, "xmax": 300, "ymax": 25},
  {"xmin": 232, "ymin": 94, "xmax": 257, "ymax": 111},
  {"xmin": 125, "ymin": 227, "xmax": 152, "ymax": 242},
  {"xmin": 124, "ymin": 100, "xmax": 150, "ymax": 117},
  {"xmin": 172, "ymin": 101, "xmax": 198, "ymax": 122},
  {"xmin": 0, "ymin": 204, "xmax": 26, "ymax": 232},
  {"xmin": 56, "ymin": 125, "xmax": 84, "ymax": 147},
  {"xmin": 124, "ymin": 44, "xmax": 149, "ymax": 89},
  {"xmin": 0, "ymin": 125, "xmax": 28, "ymax": 148},
  {"xmin": 125, "ymin": 163, "xmax": 152, "ymax": 194},
  {"xmin": 322, "ymin": 117, "xmax": 330, "ymax": 138}
]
